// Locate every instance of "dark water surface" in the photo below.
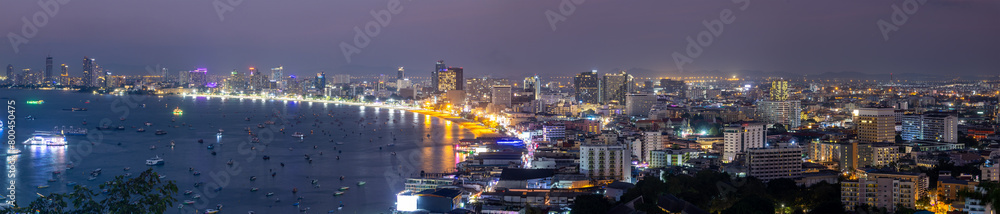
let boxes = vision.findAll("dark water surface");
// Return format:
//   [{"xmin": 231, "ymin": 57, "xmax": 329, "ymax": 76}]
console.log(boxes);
[{"xmin": 2, "ymin": 89, "xmax": 472, "ymax": 213}]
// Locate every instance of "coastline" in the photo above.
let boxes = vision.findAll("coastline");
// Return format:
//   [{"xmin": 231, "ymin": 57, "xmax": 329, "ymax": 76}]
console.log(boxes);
[{"xmin": 186, "ymin": 94, "xmax": 499, "ymax": 137}]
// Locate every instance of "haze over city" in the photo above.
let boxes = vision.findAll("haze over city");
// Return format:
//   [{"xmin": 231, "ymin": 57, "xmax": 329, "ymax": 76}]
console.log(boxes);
[{"xmin": 2, "ymin": 0, "xmax": 998, "ymax": 79}]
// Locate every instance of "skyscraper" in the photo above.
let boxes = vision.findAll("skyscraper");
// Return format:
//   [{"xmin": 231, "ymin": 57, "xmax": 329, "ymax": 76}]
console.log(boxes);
[
  {"xmin": 435, "ymin": 66, "xmax": 463, "ymax": 92},
  {"xmin": 397, "ymin": 67, "xmax": 404, "ymax": 79},
  {"xmin": 44, "ymin": 56, "xmax": 53, "ymax": 84},
  {"xmin": 314, "ymin": 72, "xmax": 326, "ymax": 93},
  {"xmin": 432, "ymin": 60, "xmax": 446, "ymax": 92},
  {"xmin": 59, "ymin": 64, "xmax": 68, "ymax": 85},
  {"xmin": 901, "ymin": 112, "xmax": 958, "ymax": 143},
  {"xmin": 523, "ymin": 75, "xmax": 541, "ymax": 100},
  {"xmin": 5, "ymin": 64, "xmax": 13, "ymax": 82},
  {"xmin": 82, "ymin": 57, "xmax": 95, "ymax": 87},
  {"xmin": 574, "ymin": 70, "xmax": 601, "ymax": 104},
  {"xmin": 189, "ymin": 68, "xmax": 208, "ymax": 87},
  {"xmin": 270, "ymin": 67, "xmax": 284, "ymax": 90},
  {"xmin": 757, "ymin": 100, "xmax": 802, "ymax": 129},
  {"xmin": 658, "ymin": 78, "xmax": 686, "ymax": 96},
  {"xmin": 770, "ymin": 80, "xmax": 789, "ymax": 101},
  {"xmin": 601, "ymin": 70, "xmax": 632, "ymax": 105}
]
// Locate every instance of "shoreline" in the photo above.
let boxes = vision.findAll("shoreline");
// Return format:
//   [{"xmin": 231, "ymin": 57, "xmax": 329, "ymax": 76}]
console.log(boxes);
[{"xmin": 186, "ymin": 94, "xmax": 499, "ymax": 137}]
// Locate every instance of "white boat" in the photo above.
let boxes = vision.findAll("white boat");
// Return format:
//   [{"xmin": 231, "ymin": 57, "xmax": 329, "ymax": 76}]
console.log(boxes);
[
  {"xmin": 24, "ymin": 131, "xmax": 67, "ymax": 146},
  {"xmin": 6, "ymin": 148, "xmax": 21, "ymax": 155},
  {"xmin": 146, "ymin": 156, "xmax": 165, "ymax": 166},
  {"xmin": 292, "ymin": 132, "xmax": 304, "ymax": 138},
  {"xmin": 204, "ymin": 209, "xmax": 218, "ymax": 214}
]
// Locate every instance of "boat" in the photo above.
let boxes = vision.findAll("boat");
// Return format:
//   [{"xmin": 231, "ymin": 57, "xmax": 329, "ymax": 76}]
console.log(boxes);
[
  {"xmin": 66, "ymin": 182, "xmax": 77, "ymax": 186},
  {"xmin": 116, "ymin": 125, "xmax": 125, "ymax": 130},
  {"xmin": 184, "ymin": 190, "xmax": 193, "ymax": 195},
  {"xmin": 172, "ymin": 108, "xmax": 184, "ymax": 115},
  {"xmin": 339, "ymin": 187, "xmax": 349, "ymax": 191},
  {"xmin": 257, "ymin": 124, "xmax": 265, "ymax": 128},
  {"xmin": 54, "ymin": 126, "xmax": 87, "ymax": 136},
  {"xmin": 149, "ymin": 145, "xmax": 156, "ymax": 150},
  {"xmin": 48, "ymin": 178, "xmax": 56, "ymax": 182},
  {"xmin": 183, "ymin": 200, "xmax": 195, "ymax": 204},
  {"xmin": 6, "ymin": 148, "xmax": 21, "ymax": 155},
  {"xmin": 193, "ymin": 171, "xmax": 201, "ymax": 176},
  {"xmin": 192, "ymin": 194, "xmax": 201, "ymax": 199},
  {"xmin": 336, "ymin": 142, "xmax": 344, "ymax": 145},
  {"xmin": 334, "ymin": 191, "xmax": 344, "ymax": 196},
  {"xmin": 144, "ymin": 122, "xmax": 152, "ymax": 126},
  {"xmin": 357, "ymin": 181, "xmax": 366, "ymax": 186},
  {"xmin": 37, "ymin": 185, "xmax": 49, "ymax": 189},
  {"xmin": 23, "ymin": 131, "xmax": 67, "ymax": 146},
  {"xmin": 250, "ymin": 187, "xmax": 258, "ymax": 192},
  {"xmin": 24, "ymin": 115, "xmax": 35, "ymax": 120},
  {"xmin": 204, "ymin": 209, "xmax": 219, "ymax": 214},
  {"xmin": 88, "ymin": 176, "xmax": 97, "ymax": 181},
  {"xmin": 292, "ymin": 132, "xmax": 305, "ymax": 138},
  {"xmin": 207, "ymin": 145, "xmax": 214, "ymax": 150},
  {"xmin": 266, "ymin": 192, "xmax": 274, "ymax": 197},
  {"xmin": 64, "ymin": 107, "xmax": 87, "ymax": 111},
  {"xmin": 124, "ymin": 173, "xmax": 132, "ymax": 177},
  {"xmin": 159, "ymin": 175, "xmax": 167, "ymax": 179},
  {"xmin": 146, "ymin": 156, "xmax": 165, "ymax": 166},
  {"xmin": 136, "ymin": 128, "xmax": 145, "ymax": 132},
  {"xmin": 155, "ymin": 130, "xmax": 167, "ymax": 135}
]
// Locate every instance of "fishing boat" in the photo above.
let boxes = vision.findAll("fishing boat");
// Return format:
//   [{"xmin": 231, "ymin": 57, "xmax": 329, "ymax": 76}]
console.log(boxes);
[
  {"xmin": 146, "ymin": 156, "xmax": 165, "ymax": 166},
  {"xmin": 172, "ymin": 108, "xmax": 184, "ymax": 115},
  {"xmin": 357, "ymin": 181, "xmax": 366, "ymax": 186},
  {"xmin": 116, "ymin": 125, "xmax": 125, "ymax": 130},
  {"xmin": 204, "ymin": 209, "xmax": 218, "ymax": 214},
  {"xmin": 136, "ymin": 128, "xmax": 145, "ymax": 132},
  {"xmin": 155, "ymin": 130, "xmax": 167, "ymax": 135},
  {"xmin": 183, "ymin": 200, "xmax": 195, "ymax": 204},
  {"xmin": 192, "ymin": 194, "xmax": 201, "ymax": 199},
  {"xmin": 149, "ymin": 145, "xmax": 156, "ymax": 150},
  {"xmin": 144, "ymin": 122, "xmax": 152, "ymax": 126},
  {"xmin": 87, "ymin": 176, "xmax": 97, "ymax": 181},
  {"xmin": 184, "ymin": 190, "xmax": 193, "ymax": 195},
  {"xmin": 334, "ymin": 191, "xmax": 344, "ymax": 196},
  {"xmin": 291, "ymin": 132, "xmax": 305, "ymax": 138},
  {"xmin": 266, "ymin": 192, "xmax": 274, "ymax": 197},
  {"xmin": 250, "ymin": 187, "xmax": 258, "ymax": 192},
  {"xmin": 37, "ymin": 185, "xmax": 49, "ymax": 189},
  {"xmin": 339, "ymin": 186, "xmax": 350, "ymax": 191},
  {"xmin": 257, "ymin": 124, "xmax": 265, "ymax": 128}
]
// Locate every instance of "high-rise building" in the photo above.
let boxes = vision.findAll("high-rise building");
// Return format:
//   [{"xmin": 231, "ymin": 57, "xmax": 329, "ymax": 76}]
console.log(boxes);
[
  {"xmin": 491, "ymin": 85, "xmax": 512, "ymax": 108},
  {"xmin": 396, "ymin": 78, "xmax": 412, "ymax": 92},
  {"xmin": 189, "ymin": 68, "xmax": 208, "ymax": 87},
  {"xmin": 82, "ymin": 57, "xmax": 95, "ymax": 87},
  {"xmin": 580, "ymin": 143, "xmax": 632, "ymax": 182},
  {"xmin": 723, "ymin": 123, "xmax": 765, "ymax": 163},
  {"xmin": 574, "ymin": 70, "xmax": 601, "ymax": 104},
  {"xmin": 432, "ymin": 60, "xmax": 446, "ymax": 92},
  {"xmin": 397, "ymin": 67, "xmax": 404, "ymax": 79},
  {"xmin": 658, "ymin": 78, "xmax": 686, "ymax": 96},
  {"xmin": 5, "ymin": 64, "xmax": 12, "ymax": 82},
  {"xmin": 523, "ymin": 75, "xmax": 541, "ymax": 100},
  {"xmin": 901, "ymin": 112, "xmax": 958, "ymax": 143},
  {"xmin": 601, "ymin": 71, "xmax": 632, "ymax": 105},
  {"xmin": 641, "ymin": 132, "xmax": 666, "ymax": 164},
  {"xmin": 269, "ymin": 67, "xmax": 283, "ymax": 82},
  {"xmin": 769, "ymin": 80, "xmax": 789, "ymax": 101},
  {"xmin": 855, "ymin": 107, "xmax": 896, "ymax": 143},
  {"xmin": 466, "ymin": 77, "xmax": 509, "ymax": 103},
  {"xmin": 227, "ymin": 70, "xmax": 248, "ymax": 92},
  {"xmin": 746, "ymin": 142, "xmax": 803, "ymax": 182},
  {"xmin": 177, "ymin": 70, "xmax": 190, "ymax": 85},
  {"xmin": 841, "ymin": 172, "xmax": 928, "ymax": 213},
  {"xmin": 436, "ymin": 66, "xmax": 463, "ymax": 93},
  {"xmin": 59, "ymin": 64, "xmax": 68, "ymax": 85},
  {"xmin": 757, "ymin": 100, "xmax": 802, "ymax": 129},
  {"xmin": 44, "ymin": 56, "xmax": 53, "ymax": 84},
  {"xmin": 331, "ymin": 74, "xmax": 351, "ymax": 84},
  {"xmin": 625, "ymin": 93, "xmax": 659, "ymax": 117},
  {"xmin": 314, "ymin": 72, "xmax": 326, "ymax": 93}
]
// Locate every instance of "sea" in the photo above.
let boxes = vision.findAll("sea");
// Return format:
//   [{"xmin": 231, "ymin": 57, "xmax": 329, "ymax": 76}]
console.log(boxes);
[{"xmin": 1, "ymin": 89, "xmax": 474, "ymax": 213}]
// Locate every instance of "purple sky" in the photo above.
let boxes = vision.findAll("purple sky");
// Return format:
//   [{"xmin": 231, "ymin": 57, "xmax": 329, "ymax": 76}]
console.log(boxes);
[{"xmin": 2, "ymin": 0, "xmax": 998, "ymax": 79}]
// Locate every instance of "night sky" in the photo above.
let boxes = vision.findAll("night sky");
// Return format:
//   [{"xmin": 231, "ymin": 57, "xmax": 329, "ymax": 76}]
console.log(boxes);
[{"xmin": 1, "ymin": 0, "xmax": 998, "ymax": 78}]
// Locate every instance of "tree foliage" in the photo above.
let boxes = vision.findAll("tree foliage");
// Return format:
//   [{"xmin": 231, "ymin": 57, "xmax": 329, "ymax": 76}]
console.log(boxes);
[{"xmin": 1, "ymin": 169, "xmax": 178, "ymax": 214}]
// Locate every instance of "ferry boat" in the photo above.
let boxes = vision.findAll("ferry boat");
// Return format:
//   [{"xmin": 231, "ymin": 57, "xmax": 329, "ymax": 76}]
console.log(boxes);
[
  {"xmin": 24, "ymin": 131, "xmax": 67, "ymax": 146},
  {"xmin": 146, "ymin": 156, "xmax": 164, "ymax": 165},
  {"xmin": 291, "ymin": 132, "xmax": 305, "ymax": 138},
  {"xmin": 172, "ymin": 108, "xmax": 184, "ymax": 115}
]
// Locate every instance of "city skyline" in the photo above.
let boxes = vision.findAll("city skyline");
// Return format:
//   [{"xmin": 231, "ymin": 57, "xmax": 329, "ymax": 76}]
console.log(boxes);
[{"xmin": 2, "ymin": 1, "xmax": 999, "ymax": 79}]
